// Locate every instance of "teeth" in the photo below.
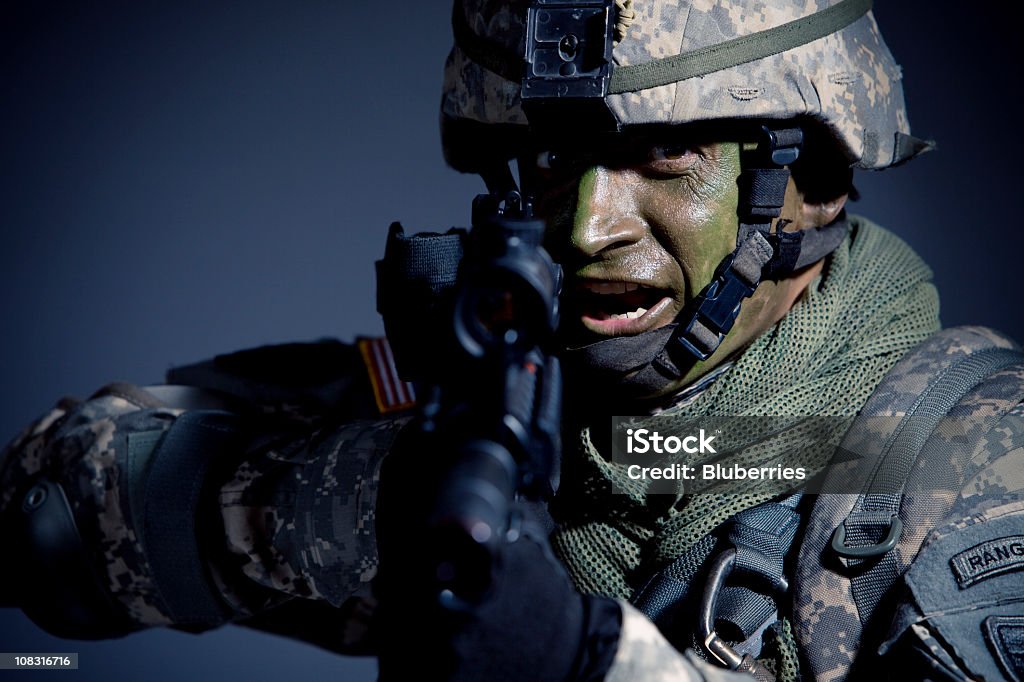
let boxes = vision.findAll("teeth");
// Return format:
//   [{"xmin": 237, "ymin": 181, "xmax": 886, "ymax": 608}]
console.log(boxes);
[
  {"xmin": 584, "ymin": 281, "xmax": 641, "ymax": 294},
  {"xmin": 609, "ymin": 307, "xmax": 648, "ymax": 321}
]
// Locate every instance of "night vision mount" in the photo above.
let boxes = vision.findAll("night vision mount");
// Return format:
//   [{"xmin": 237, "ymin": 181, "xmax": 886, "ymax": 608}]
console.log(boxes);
[{"xmin": 522, "ymin": 0, "xmax": 619, "ymax": 134}]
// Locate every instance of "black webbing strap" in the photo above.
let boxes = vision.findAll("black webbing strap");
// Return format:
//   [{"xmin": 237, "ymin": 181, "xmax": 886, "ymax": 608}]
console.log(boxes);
[
  {"xmin": 739, "ymin": 168, "xmax": 790, "ymax": 225},
  {"xmin": 631, "ymin": 533, "xmax": 720, "ymax": 628},
  {"xmin": 631, "ymin": 494, "xmax": 803, "ymax": 659},
  {"xmin": 671, "ymin": 127, "xmax": 804, "ymax": 362},
  {"xmin": 715, "ymin": 493, "xmax": 803, "ymax": 650},
  {"xmin": 832, "ymin": 347, "xmax": 1024, "ymax": 625},
  {"xmin": 375, "ymin": 223, "xmax": 467, "ymax": 380},
  {"xmin": 760, "ymin": 217, "xmax": 850, "ymax": 281},
  {"xmin": 375, "ymin": 222, "xmax": 466, "ymax": 314},
  {"xmin": 143, "ymin": 411, "xmax": 244, "ymax": 626},
  {"xmin": 736, "ymin": 126, "xmax": 801, "ymax": 241}
]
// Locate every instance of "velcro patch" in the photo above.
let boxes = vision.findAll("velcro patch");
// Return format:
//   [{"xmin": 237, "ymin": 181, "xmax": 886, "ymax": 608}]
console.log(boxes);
[
  {"xmin": 950, "ymin": 535, "xmax": 1024, "ymax": 589},
  {"xmin": 982, "ymin": 616, "xmax": 1024, "ymax": 682}
]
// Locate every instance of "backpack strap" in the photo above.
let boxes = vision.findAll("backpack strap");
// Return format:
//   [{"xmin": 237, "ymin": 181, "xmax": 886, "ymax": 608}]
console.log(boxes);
[
  {"xmin": 794, "ymin": 326, "xmax": 1024, "ymax": 681},
  {"xmin": 833, "ymin": 346, "xmax": 1024, "ymax": 624}
]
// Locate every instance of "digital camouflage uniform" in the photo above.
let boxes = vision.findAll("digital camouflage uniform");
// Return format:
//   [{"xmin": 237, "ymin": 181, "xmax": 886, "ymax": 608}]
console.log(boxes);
[
  {"xmin": 2, "ymin": 321, "xmax": 1023, "ymax": 680},
  {"xmin": 3, "ymin": 1, "xmax": 1024, "ymax": 680}
]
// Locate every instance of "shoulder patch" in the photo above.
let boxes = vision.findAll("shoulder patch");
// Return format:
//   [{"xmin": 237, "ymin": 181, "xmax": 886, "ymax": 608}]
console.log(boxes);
[
  {"xmin": 983, "ymin": 615, "xmax": 1024, "ymax": 682},
  {"xmin": 951, "ymin": 536, "xmax": 1024, "ymax": 589},
  {"xmin": 357, "ymin": 337, "xmax": 416, "ymax": 415}
]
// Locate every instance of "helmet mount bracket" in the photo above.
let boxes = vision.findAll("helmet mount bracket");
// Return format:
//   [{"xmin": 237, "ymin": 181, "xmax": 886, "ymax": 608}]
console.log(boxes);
[{"xmin": 521, "ymin": 0, "xmax": 619, "ymax": 136}]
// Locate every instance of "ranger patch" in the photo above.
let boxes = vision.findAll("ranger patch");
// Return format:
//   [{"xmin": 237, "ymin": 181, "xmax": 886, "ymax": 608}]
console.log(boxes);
[{"xmin": 950, "ymin": 535, "xmax": 1024, "ymax": 589}]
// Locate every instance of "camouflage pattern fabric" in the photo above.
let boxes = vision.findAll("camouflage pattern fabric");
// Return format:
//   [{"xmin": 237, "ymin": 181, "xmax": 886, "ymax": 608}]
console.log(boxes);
[
  {"xmin": 793, "ymin": 326, "xmax": 1024, "ymax": 682},
  {"xmin": 443, "ymin": 0, "xmax": 926, "ymax": 169},
  {"xmin": 882, "ymin": 498, "xmax": 1024, "ymax": 680},
  {"xmin": 0, "ymin": 383, "xmax": 182, "ymax": 625},
  {"xmin": 2, "ymin": 333, "xmax": 1023, "ymax": 678},
  {"xmin": 219, "ymin": 417, "xmax": 404, "ymax": 609},
  {"xmin": 0, "ymin": 380, "xmax": 402, "ymax": 638}
]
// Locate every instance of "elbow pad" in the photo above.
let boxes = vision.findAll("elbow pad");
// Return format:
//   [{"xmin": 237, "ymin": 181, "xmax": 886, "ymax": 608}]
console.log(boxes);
[
  {"xmin": 1, "ymin": 408, "xmax": 246, "ymax": 638},
  {"xmin": 2, "ymin": 476, "xmax": 139, "ymax": 639}
]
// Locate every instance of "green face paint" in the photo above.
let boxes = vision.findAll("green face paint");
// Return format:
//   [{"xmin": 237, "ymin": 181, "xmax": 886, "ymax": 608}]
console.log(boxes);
[{"xmin": 533, "ymin": 140, "xmax": 772, "ymax": 394}]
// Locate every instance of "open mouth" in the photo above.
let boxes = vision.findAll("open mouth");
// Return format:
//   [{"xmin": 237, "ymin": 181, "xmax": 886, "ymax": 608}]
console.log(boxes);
[{"xmin": 574, "ymin": 280, "xmax": 675, "ymax": 336}]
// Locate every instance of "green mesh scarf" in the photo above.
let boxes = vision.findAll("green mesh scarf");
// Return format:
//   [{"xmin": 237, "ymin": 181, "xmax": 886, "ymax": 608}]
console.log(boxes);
[{"xmin": 551, "ymin": 218, "xmax": 941, "ymax": 598}]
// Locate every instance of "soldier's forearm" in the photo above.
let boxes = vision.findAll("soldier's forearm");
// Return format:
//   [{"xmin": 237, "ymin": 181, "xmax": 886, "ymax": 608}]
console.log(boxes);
[
  {"xmin": 218, "ymin": 418, "xmax": 403, "ymax": 608},
  {"xmin": 0, "ymin": 383, "xmax": 402, "ymax": 644}
]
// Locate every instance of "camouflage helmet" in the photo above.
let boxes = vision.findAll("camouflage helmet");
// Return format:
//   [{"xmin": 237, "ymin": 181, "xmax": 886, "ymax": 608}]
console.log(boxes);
[{"xmin": 441, "ymin": 0, "xmax": 931, "ymax": 173}]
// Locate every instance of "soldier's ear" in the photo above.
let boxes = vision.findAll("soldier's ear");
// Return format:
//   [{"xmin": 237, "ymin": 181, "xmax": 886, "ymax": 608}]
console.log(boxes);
[{"xmin": 800, "ymin": 193, "xmax": 848, "ymax": 229}]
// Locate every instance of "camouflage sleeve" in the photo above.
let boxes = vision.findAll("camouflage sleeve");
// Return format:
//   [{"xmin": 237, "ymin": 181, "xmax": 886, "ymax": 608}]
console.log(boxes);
[
  {"xmin": 604, "ymin": 601, "xmax": 760, "ymax": 682},
  {"xmin": 0, "ymin": 381, "xmax": 405, "ymax": 647},
  {"xmin": 217, "ymin": 417, "xmax": 405, "ymax": 610}
]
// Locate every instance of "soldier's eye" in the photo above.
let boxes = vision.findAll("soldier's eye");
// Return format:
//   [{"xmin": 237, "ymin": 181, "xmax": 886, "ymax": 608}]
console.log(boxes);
[
  {"xmin": 644, "ymin": 145, "xmax": 699, "ymax": 174},
  {"xmin": 533, "ymin": 150, "xmax": 587, "ymax": 186},
  {"xmin": 536, "ymin": 150, "xmax": 560, "ymax": 170}
]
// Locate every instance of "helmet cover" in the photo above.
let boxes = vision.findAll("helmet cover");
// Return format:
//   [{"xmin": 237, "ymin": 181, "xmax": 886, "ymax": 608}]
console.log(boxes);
[{"xmin": 441, "ymin": 0, "xmax": 931, "ymax": 170}]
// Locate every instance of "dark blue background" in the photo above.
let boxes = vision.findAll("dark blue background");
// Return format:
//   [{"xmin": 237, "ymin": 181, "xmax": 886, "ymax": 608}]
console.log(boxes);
[{"xmin": 1, "ymin": 2, "xmax": 1020, "ymax": 680}]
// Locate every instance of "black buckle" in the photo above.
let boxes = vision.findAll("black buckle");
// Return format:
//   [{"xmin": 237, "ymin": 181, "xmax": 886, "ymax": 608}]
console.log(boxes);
[
  {"xmin": 830, "ymin": 515, "xmax": 903, "ymax": 559},
  {"xmin": 673, "ymin": 251, "xmax": 758, "ymax": 361},
  {"xmin": 755, "ymin": 125, "xmax": 803, "ymax": 167}
]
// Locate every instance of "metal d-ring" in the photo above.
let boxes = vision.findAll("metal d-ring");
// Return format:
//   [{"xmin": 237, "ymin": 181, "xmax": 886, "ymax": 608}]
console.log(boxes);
[{"xmin": 830, "ymin": 515, "xmax": 903, "ymax": 559}]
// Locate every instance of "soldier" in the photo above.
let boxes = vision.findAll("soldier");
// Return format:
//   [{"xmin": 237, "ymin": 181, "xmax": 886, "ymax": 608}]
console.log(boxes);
[{"xmin": 2, "ymin": 1, "xmax": 1023, "ymax": 681}]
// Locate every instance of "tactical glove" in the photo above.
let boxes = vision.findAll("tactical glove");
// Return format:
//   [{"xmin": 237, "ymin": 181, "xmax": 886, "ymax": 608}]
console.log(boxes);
[{"xmin": 374, "ymin": 445, "xmax": 623, "ymax": 682}]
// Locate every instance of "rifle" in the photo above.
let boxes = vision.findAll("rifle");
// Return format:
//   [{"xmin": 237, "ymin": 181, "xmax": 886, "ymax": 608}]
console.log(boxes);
[{"xmin": 374, "ymin": 189, "xmax": 563, "ymax": 611}]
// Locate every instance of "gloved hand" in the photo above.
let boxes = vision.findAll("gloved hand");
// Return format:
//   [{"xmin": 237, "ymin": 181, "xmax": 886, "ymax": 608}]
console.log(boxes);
[{"xmin": 373, "ymin": 442, "xmax": 623, "ymax": 682}]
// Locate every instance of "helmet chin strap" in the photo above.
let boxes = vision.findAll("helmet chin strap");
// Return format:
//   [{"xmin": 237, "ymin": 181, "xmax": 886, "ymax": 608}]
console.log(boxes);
[{"xmin": 561, "ymin": 126, "xmax": 850, "ymax": 398}]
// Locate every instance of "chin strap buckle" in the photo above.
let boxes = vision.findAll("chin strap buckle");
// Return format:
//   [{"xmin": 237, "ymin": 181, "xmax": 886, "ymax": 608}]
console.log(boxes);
[
  {"xmin": 670, "ymin": 126, "xmax": 804, "ymax": 363},
  {"xmin": 672, "ymin": 230, "xmax": 774, "ymax": 362}
]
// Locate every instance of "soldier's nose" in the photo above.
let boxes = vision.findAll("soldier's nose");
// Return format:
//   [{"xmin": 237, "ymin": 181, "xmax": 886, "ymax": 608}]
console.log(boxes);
[{"xmin": 569, "ymin": 166, "xmax": 646, "ymax": 259}]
